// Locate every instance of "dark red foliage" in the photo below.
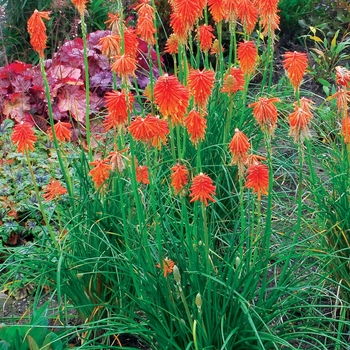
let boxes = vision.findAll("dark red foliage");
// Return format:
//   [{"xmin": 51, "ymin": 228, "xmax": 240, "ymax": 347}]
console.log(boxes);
[{"xmin": 0, "ymin": 30, "xmax": 161, "ymax": 127}]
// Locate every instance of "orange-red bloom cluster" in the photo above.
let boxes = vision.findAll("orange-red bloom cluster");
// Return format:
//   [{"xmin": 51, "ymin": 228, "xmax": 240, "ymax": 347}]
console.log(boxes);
[
  {"xmin": 129, "ymin": 114, "xmax": 169, "ymax": 147},
  {"xmin": 188, "ymin": 69, "xmax": 215, "ymax": 111},
  {"xmin": 222, "ymin": 67, "xmax": 245, "ymax": 94},
  {"xmin": 238, "ymin": 41, "xmax": 257, "ymax": 75},
  {"xmin": 43, "ymin": 179, "xmax": 67, "ymax": 201},
  {"xmin": 249, "ymin": 97, "xmax": 281, "ymax": 135},
  {"xmin": 197, "ymin": 25, "xmax": 215, "ymax": 52},
  {"xmin": 228, "ymin": 128, "xmax": 250, "ymax": 175},
  {"xmin": 288, "ymin": 98, "xmax": 314, "ymax": 142},
  {"xmin": 171, "ymin": 163, "xmax": 189, "ymax": 195},
  {"xmin": 72, "ymin": 0, "xmax": 87, "ymax": 17},
  {"xmin": 99, "ymin": 34, "xmax": 121, "ymax": 59},
  {"xmin": 164, "ymin": 34, "xmax": 180, "ymax": 55},
  {"xmin": 283, "ymin": 51, "xmax": 308, "ymax": 92},
  {"xmin": 154, "ymin": 74, "xmax": 190, "ymax": 124},
  {"xmin": 335, "ymin": 66, "xmax": 350, "ymax": 87},
  {"xmin": 104, "ymin": 90, "xmax": 134, "ymax": 130},
  {"xmin": 48, "ymin": 121, "xmax": 72, "ymax": 142},
  {"xmin": 189, "ymin": 173, "xmax": 216, "ymax": 206},
  {"xmin": 342, "ymin": 116, "xmax": 350, "ymax": 144},
  {"xmin": 245, "ymin": 163, "xmax": 269, "ymax": 201},
  {"xmin": 89, "ymin": 159, "xmax": 112, "ymax": 188},
  {"xmin": 135, "ymin": 0, "xmax": 156, "ymax": 45},
  {"xmin": 184, "ymin": 109, "xmax": 207, "ymax": 145},
  {"xmin": 157, "ymin": 257, "xmax": 175, "ymax": 277},
  {"xmin": 136, "ymin": 165, "xmax": 150, "ymax": 184},
  {"xmin": 237, "ymin": 0, "xmax": 259, "ymax": 35},
  {"xmin": 27, "ymin": 10, "xmax": 50, "ymax": 58},
  {"xmin": 11, "ymin": 122, "xmax": 36, "ymax": 154},
  {"xmin": 111, "ymin": 54, "xmax": 137, "ymax": 81}
]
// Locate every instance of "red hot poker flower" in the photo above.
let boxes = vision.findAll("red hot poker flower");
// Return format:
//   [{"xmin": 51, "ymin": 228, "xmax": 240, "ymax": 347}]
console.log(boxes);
[
  {"xmin": 238, "ymin": 40, "xmax": 257, "ymax": 75},
  {"xmin": 237, "ymin": 0, "xmax": 259, "ymax": 35},
  {"xmin": 249, "ymin": 97, "xmax": 281, "ymax": 135},
  {"xmin": 165, "ymin": 34, "xmax": 180, "ymax": 55},
  {"xmin": 282, "ymin": 51, "xmax": 308, "ymax": 91},
  {"xmin": 111, "ymin": 54, "xmax": 137, "ymax": 81},
  {"xmin": 154, "ymin": 74, "xmax": 190, "ymax": 124},
  {"xmin": 228, "ymin": 128, "xmax": 250, "ymax": 175},
  {"xmin": 27, "ymin": 10, "xmax": 50, "ymax": 58},
  {"xmin": 341, "ymin": 116, "xmax": 350, "ymax": 144},
  {"xmin": 288, "ymin": 102, "xmax": 313, "ymax": 143},
  {"xmin": 136, "ymin": 165, "xmax": 150, "ymax": 184},
  {"xmin": 89, "ymin": 159, "xmax": 112, "ymax": 188},
  {"xmin": 72, "ymin": 0, "xmax": 87, "ymax": 17},
  {"xmin": 189, "ymin": 173, "xmax": 216, "ymax": 206},
  {"xmin": 99, "ymin": 34, "xmax": 121, "ymax": 59},
  {"xmin": 335, "ymin": 66, "xmax": 350, "ymax": 87},
  {"xmin": 43, "ymin": 179, "xmax": 67, "ymax": 201},
  {"xmin": 135, "ymin": 0, "xmax": 156, "ymax": 45},
  {"xmin": 11, "ymin": 121, "xmax": 37, "ymax": 154},
  {"xmin": 197, "ymin": 25, "xmax": 215, "ymax": 52},
  {"xmin": 129, "ymin": 114, "xmax": 169, "ymax": 146},
  {"xmin": 184, "ymin": 109, "xmax": 207, "ymax": 145},
  {"xmin": 188, "ymin": 69, "xmax": 215, "ymax": 110},
  {"xmin": 171, "ymin": 163, "xmax": 189, "ymax": 195},
  {"xmin": 208, "ymin": 0, "xmax": 226, "ymax": 23},
  {"xmin": 48, "ymin": 121, "xmax": 72, "ymax": 142},
  {"xmin": 245, "ymin": 163, "xmax": 269, "ymax": 201},
  {"xmin": 157, "ymin": 257, "xmax": 175, "ymax": 277},
  {"xmin": 221, "ymin": 67, "xmax": 245, "ymax": 94},
  {"xmin": 104, "ymin": 90, "xmax": 134, "ymax": 130}
]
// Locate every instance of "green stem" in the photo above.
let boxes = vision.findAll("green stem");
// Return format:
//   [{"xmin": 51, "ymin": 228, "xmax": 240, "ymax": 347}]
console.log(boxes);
[
  {"xmin": 39, "ymin": 59, "xmax": 74, "ymax": 205},
  {"xmin": 80, "ymin": 15, "xmax": 92, "ymax": 162},
  {"xmin": 25, "ymin": 151, "xmax": 58, "ymax": 250}
]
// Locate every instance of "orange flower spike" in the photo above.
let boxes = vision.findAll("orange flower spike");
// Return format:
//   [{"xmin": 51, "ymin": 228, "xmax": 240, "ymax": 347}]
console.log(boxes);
[
  {"xmin": 249, "ymin": 97, "xmax": 281, "ymax": 135},
  {"xmin": 48, "ymin": 121, "xmax": 72, "ymax": 142},
  {"xmin": 111, "ymin": 54, "xmax": 137, "ymax": 81},
  {"xmin": 151, "ymin": 117, "xmax": 170, "ymax": 148},
  {"xmin": 245, "ymin": 163, "xmax": 269, "ymax": 201},
  {"xmin": 43, "ymin": 179, "xmax": 67, "ymax": 201},
  {"xmin": 237, "ymin": 0, "xmax": 259, "ymax": 35},
  {"xmin": 189, "ymin": 173, "xmax": 216, "ymax": 206},
  {"xmin": 210, "ymin": 39, "xmax": 224, "ymax": 56},
  {"xmin": 188, "ymin": 69, "xmax": 216, "ymax": 110},
  {"xmin": 228, "ymin": 128, "xmax": 250, "ymax": 175},
  {"xmin": 197, "ymin": 25, "xmax": 215, "ymax": 52},
  {"xmin": 157, "ymin": 257, "xmax": 175, "ymax": 277},
  {"xmin": 223, "ymin": 0, "xmax": 239, "ymax": 22},
  {"xmin": 221, "ymin": 67, "xmax": 245, "ymax": 95},
  {"xmin": 288, "ymin": 103, "xmax": 313, "ymax": 143},
  {"xmin": 154, "ymin": 74, "xmax": 190, "ymax": 124},
  {"xmin": 135, "ymin": 0, "xmax": 156, "ymax": 45},
  {"xmin": 329, "ymin": 88, "xmax": 350, "ymax": 115},
  {"xmin": 99, "ymin": 35, "xmax": 121, "ymax": 59},
  {"xmin": 129, "ymin": 115, "xmax": 158, "ymax": 142},
  {"xmin": 184, "ymin": 110, "xmax": 207, "ymax": 145},
  {"xmin": 208, "ymin": 0, "xmax": 226, "ymax": 23},
  {"xmin": 11, "ymin": 121, "xmax": 37, "ymax": 154},
  {"xmin": 123, "ymin": 28, "xmax": 139, "ymax": 58},
  {"xmin": 171, "ymin": 163, "xmax": 189, "ymax": 195},
  {"xmin": 27, "ymin": 10, "xmax": 50, "ymax": 58},
  {"xmin": 105, "ymin": 12, "xmax": 121, "ymax": 34},
  {"xmin": 173, "ymin": 0, "xmax": 205, "ymax": 30},
  {"xmin": 282, "ymin": 51, "xmax": 308, "ymax": 91},
  {"xmin": 341, "ymin": 116, "xmax": 350, "ymax": 144},
  {"xmin": 89, "ymin": 159, "xmax": 112, "ymax": 188},
  {"xmin": 72, "ymin": 0, "xmax": 87, "ymax": 17},
  {"xmin": 165, "ymin": 34, "xmax": 180, "ymax": 55},
  {"xmin": 104, "ymin": 90, "xmax": 134, "ymax": 130},
  {"xmin": 170, "ymin": 12, "xmax": 189, "ymax": 42},
  {"xmin": 136, "ymin": 165, "xmax": 150, "ymax": 184},
  {"xmin": 238, "ymin": 41, "xmax": 257, "ymax": 75},
  {"xmin": 335, "ymin": 66, "xmax": 350, "ymax": 87}
]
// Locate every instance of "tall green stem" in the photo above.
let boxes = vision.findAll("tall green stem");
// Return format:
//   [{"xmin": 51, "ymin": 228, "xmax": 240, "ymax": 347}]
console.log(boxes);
[{"xmin": 81, "ymin": 15, "xmax": 92, "ymax": 162}]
